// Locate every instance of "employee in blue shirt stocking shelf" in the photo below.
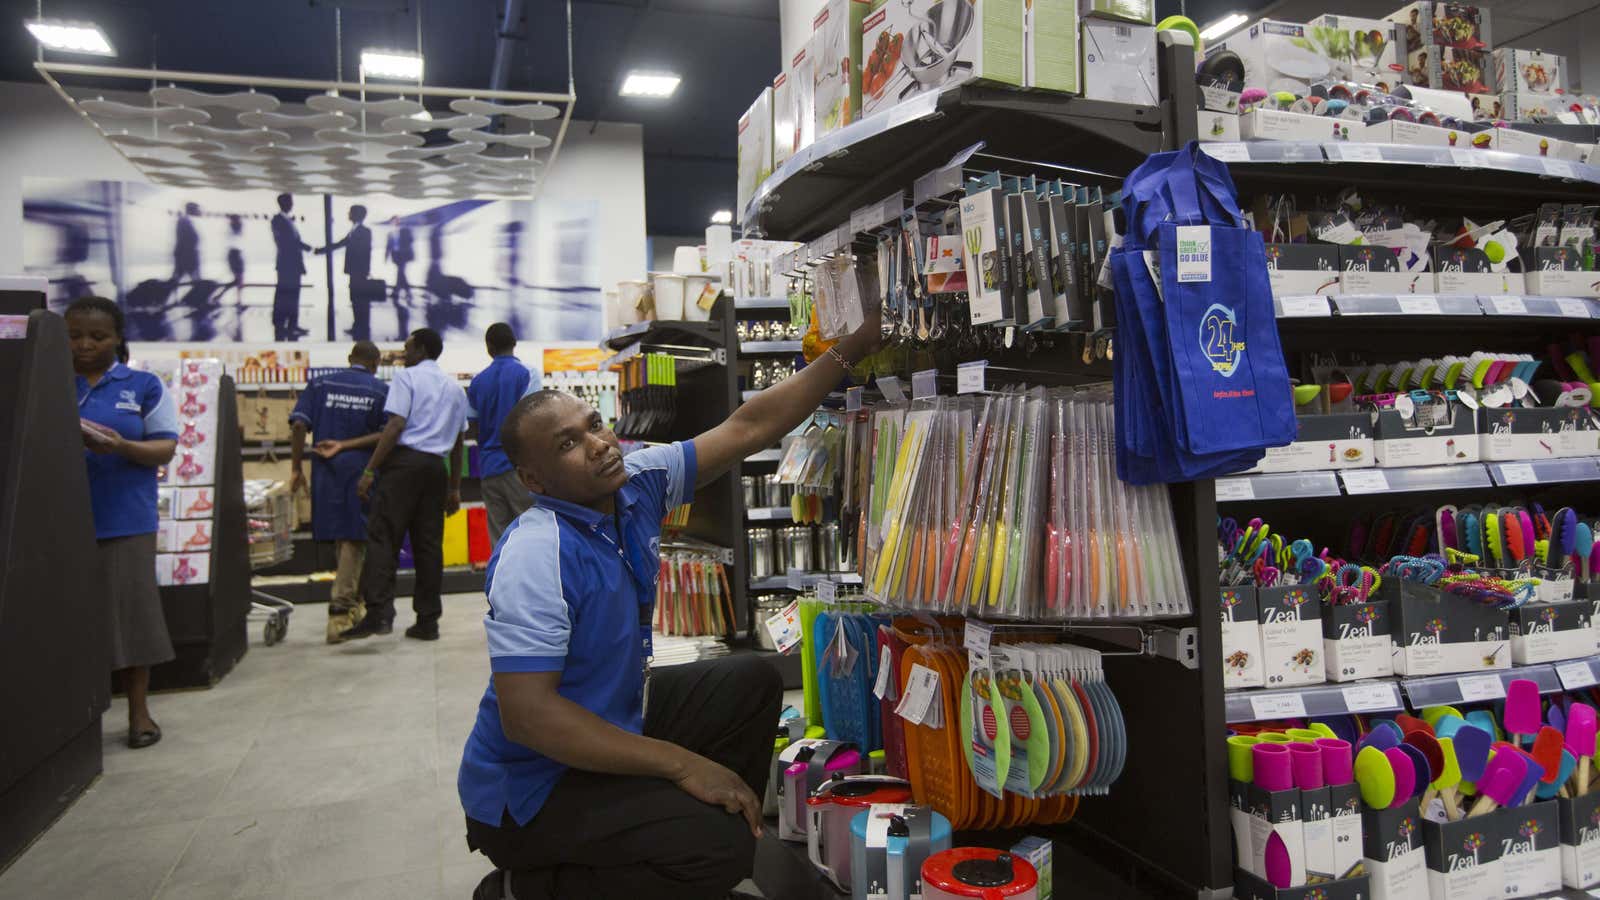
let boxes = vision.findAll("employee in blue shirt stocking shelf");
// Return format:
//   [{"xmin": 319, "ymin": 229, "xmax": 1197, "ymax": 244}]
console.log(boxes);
[
  {"xmin": 69, "ymin": 297, "xmax": 179, "ymax": 750},
  {"xmin": 467, "ymin": 322, "xmax": 540, "ymax": 545},
  {"xmin": 342, "ymin": 327, "xmax": 469, "ymax": 642},
  {"xmin": 461, "ymin": 310, "xmax": 881, "ymax": 900},
  {"xmin": 289, "ymin": 341, "xmax": 388, "ymax": 643}
]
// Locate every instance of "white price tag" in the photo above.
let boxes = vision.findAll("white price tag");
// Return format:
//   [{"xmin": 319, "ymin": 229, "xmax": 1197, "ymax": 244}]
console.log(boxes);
[
  {"xmin": 1215, "ymin": 478, "xmax": 1255, "ymax": 503},
  {"xmin": 1203, "ymin": 143, "xmax": 1250, "ymax": 162},
  {"xmin": 911, "ymin": 368, "xmax": 938, "ymax": 400},
  {"xmin": 1398, "ymin": 295, "xmax": 1443, "ymax": 315},
  {"xmin": 964, "ymin": 621, "xmax": 994, "ymax": 656},
  {"xmin": 1250, "ymin": 692, "xmax": 1309, "ymax": 721},
  {"xmin": 1337, "ymin": 144, "xmax": 1384, "ymax": 163},
  {"xmin": 1491, "ymin": 296, "xmax": 1529, "ymax": 315},
  {"xmin": 1558, "ymin": 661, "xmax": 1598, "ymax": 691},
  {"xmin": 816, "ymin": 578, "xmax": 837, "ymax": 603},
  {"xmin": 956, "ymin": 360, "xmax": 987, "ymax": 395},
  {"xmin": 877, "ymin": 375, "xmax": 907, "ymax": 407},
  {"xmin": 1279, "ymin": 295, "xmax": 1332, "ymax": 317},
  {"xmin": 1342, "ymin": 683, "xmax": 1397, "ymax": 712},
  {"xmin": 763, "ymin": 600, "xmax": 802, "ymax": 655},
  {"xmin": 1499, "ymin": 463, "xmax": 1537, "ymax": 485},
  {"xmin": 845, "ymin": 386, "xmax": 863, "ymax": 411},
  {"xmin": 873, "ymin": 645, "xmax": 896, "ymax": 699},
  {"xmin": 1450, "ymin": 149, "xmax": 1481, "ymax": 168},
  {"xmin": 1341, "ymin": 470, "xmax": 1390, "ymax": 494},
  {"xmin": 1457, "ymin": 674, "xmax": 1505, "ymax": 702},
  {"xmin": 894, "ymin": 662, "xmax": 942, "ymax": 726},
  {"xmin": 1175, "ymin": 225, "xmax": 1213, "ymax": 283},
  {"xmin": 1558, "ymin": 298, "xmax": 1593, "ymax": 319},
  {"xmin": 1544, "ymin": 159, "xmax": 1579, "ymax": 180}
]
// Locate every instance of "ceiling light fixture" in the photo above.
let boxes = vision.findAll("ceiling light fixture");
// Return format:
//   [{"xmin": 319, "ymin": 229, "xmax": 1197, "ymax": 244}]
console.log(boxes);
[
  {"xmin": 620, "ymin": 72, "xmax": 681, "ymax": 99},
  {"xmin": 361, "ymin": 49, "xmax": 424, "ymax": 81},
  {"xmin": 710, "ymin": 210, "xmax": 733, "ymax": 225},
  {"xmin": 25, "ymin": 19, "xmax": 114, "ymax": 56},
  {"xmin": 1198, "ymin": 12, "xmax": 1249, "ymax": 42}
]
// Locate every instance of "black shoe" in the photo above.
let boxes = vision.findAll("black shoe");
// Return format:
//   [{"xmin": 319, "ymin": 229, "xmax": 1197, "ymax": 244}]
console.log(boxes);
[
  {"xmin": 339, "ymin": 617, "xmax": 393, "ymax": 640},
  {"xmin": 404, "ymin": 622, "xmax": 439, "ymax": 641},
  {"xmin": 472, "ymin": 870, "xmax": 506, "ymax": 900},
  {"xmin": 127, "ymin": 724, "xmax": 162, "ymax": 749}
]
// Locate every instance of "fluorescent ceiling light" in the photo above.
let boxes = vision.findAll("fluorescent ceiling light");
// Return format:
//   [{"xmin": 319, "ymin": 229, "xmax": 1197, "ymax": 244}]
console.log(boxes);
[
  {"xmin": 710, "ymin": 210, "xmax": 733, "ymax": 225},
  {"xmin": 620, "ymin": 72, "xmax": 681, "ymax": 98},
  {"xmin": 1199, "ymin": 12, "xmax": 1248, "ymax": 41},
  {"xmin": 361, "ymin": 49, "xmax": 424, "ymax": 81},
  {"xmin": 26, "ymin": 19, "xmax": 114, "ymax": 56}
]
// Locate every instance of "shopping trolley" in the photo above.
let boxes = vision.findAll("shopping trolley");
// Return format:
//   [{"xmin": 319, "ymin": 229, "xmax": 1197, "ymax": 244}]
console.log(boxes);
[{"xmin": 245, "ymin": 480, "xmax": 295, "ymax": 646}]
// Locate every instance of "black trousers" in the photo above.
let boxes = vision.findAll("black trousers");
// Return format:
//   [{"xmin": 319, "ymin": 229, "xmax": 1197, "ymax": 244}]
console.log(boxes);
[
  {"xmin": 465, "ymin": 655, "xmax": 784, "ymax": 900},
  {"xmin": 358, "ymin": 446, "xmax": 446, "ymax": 626}
]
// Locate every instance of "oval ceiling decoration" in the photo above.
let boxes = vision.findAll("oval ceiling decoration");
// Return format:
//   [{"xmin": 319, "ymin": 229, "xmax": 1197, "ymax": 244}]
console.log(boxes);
[
  {"xmin": 306, "ymin": 95, "xmax": 426, "ymax": 118},
  {"xmin": 380, "ymin": 112, "xmax": 491, "ymax": 133},
  {"xmin": 448, "ymin": 99, "xmax": 561, "ymax": 120},
  {"xmin": 79, "ymin": 99, "xmax": 212, "ymax": 125},
  {"xmin": 447, "ymin": 129, "xmax": 553, "ymax": 150},
  {"xmin": 170, "ymin": 124, "xmax": 292, "ymax": 146},
  {"xmin": 312, "ymin": 128, "xmax": 426, "ymax": 148},
  {"xmin": 149, "ymin": 86, "xmax": 282, "ymax": 112},
  {"xmin": 236, "ymin": 110, "xmax": 356, "ymax": 131}
]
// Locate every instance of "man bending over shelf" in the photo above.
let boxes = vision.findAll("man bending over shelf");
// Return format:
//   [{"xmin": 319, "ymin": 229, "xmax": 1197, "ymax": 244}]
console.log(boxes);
[{"xmin": 461, "ymin": 310, "xmax": 881, "ymax": 900}]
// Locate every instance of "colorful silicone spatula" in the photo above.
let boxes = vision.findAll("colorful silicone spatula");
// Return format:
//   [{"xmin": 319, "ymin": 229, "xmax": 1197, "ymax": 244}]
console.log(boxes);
[
  {"xmin": 1568, "ymin": 703, "xmax": 1598, "ymax": 795},
  {"xmin": 1436, "ymin": 714, "xmax": 1468, "ymax": 740},
  {"xmin": 1539, "ymin": 749, "xmax": 1578, "ymax": 801},
  {"xmin": 1355, "ymin": 745, "xmax": 1397, "ymax": 809},
  {"xmin": 1512, "ymin": 752, "xmax": 1545, "ymax": 807},
  {"xmin": 1422, "ymin": 706, "xmax": 1464, "ymax": 729},
  {"xmin": 1578, "ymin": 523, "xmax": 1595, "ymax": 584},
  {"xmin": 1533, "ymin": 726, "xmax": 1566, "ymax": 784},
  {"xmin": 1466, "ymin": 710, "xmax": 1502, "ymax": 743},
  {"xmin": 1429, "ymin": 736, "xmax": 1464, "ymax": 820},
  {"xmin": 1361, "ymin": 721, "xmax": 1403, "ymax": 752},
  {"xmin": 1468, "ymin": 750, "xmax": 1529, "ymax": 817},
  {"xmin": 1385, "ymin": 747, "xmax": 1417, "ymax": 808},
  {"xmin": 1506, "ymin": 679, "xmax": 1543, "ymax": 745},
  {"xmin": 1397, "ymin": 713, "xmax": 1433, "ymax": 736},
  {"xmin": 1454, "ymin": 725, "xmax": 1494, "ymax": 788},
  {"xmin": 1394, "ymin": 742, "xmax": 1430, "ymax": 803}
]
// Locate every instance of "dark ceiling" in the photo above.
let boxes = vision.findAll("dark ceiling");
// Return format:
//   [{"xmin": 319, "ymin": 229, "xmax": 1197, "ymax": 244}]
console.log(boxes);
[{"xmin": 1, "ymin": 0, "xmax": 782, "ymax": 236}]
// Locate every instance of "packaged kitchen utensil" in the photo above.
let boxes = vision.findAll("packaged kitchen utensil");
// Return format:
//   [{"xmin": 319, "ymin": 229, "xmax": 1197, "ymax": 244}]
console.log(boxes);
[{"xmin": 808, "ymin": 775, "xmax": 915, "ymax": 892}]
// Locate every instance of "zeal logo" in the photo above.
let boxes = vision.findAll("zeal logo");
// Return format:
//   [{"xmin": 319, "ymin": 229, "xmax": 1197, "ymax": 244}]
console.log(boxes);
[
  {"xmin": 1198, "ymin": 304, "xmax": 1245, "ymax": 378},
  {"xmin": 1339, "ymin": 604, "xmax": 1378, "ymax": 638}
]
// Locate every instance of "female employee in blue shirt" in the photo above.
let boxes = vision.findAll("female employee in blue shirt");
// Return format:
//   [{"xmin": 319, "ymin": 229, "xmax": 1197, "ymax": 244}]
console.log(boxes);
[{"xmin": 69, "ymin": 297, "xmax": 179, "ymax": 749}]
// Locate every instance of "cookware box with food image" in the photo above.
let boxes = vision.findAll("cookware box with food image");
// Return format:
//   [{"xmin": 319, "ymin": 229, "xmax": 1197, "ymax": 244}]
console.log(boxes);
[
  {"xmin": 812, "ymin": 0, "xmax": 872, "ymax": 139},
  {"xmin": 858, "ymin": 0, "xmax": 1024, "ymax": 120},
  {"xmin": 737, "ymin": 87, "xmax": 774, "ymax": 223},
  {"xmin": 1246, "ymin": 412, "xmax": 1375, "ymax": 475}
]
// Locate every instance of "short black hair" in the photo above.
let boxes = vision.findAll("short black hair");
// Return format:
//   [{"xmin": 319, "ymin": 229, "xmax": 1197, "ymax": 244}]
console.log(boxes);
[
  {"xmin": 410, "ymin": 327, "xmax": 443, "ymax": 360},
  {"xmin": 500, "ymin": 389, "xmax": 570, "ymax": 468},
  {"xmin": 485, "ymin": 322, "xmax": 516, "ymax": 353},
  {"xmin": 350, "ymin": 204, "xmax": 367, "ymax": 222},
  {"xmin": 64, "ymin": 295, "xmax": 128, "ymax": 362},
  {"xmin": 276, "ymin": 193, "xmax": 292, "ymax": 210},
  {"xmin": 350, "ymin": 340, "xmax": 380, "ymax": 366}
]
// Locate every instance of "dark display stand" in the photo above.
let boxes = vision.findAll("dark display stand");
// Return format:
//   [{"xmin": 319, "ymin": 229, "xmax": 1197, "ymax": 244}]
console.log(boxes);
[
  {"xmin": 150, "ymin": 376, "xmax": 252, "ymax": 691},
  {"xmin": 0, "ymin": 308, "xmax": 105, "ymax": 869}
]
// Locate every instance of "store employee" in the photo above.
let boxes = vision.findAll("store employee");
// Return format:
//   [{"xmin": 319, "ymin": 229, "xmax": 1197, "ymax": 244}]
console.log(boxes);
[
  {"xmin": 289, "ymin": 341, "xmax": 388, "ymax": 643},
  {"xmin": 459, "ymin": 311, "xmax": 880, "ymax": 900},
  {"xmin": 467, "ymin": 322, "xmax": 540, "ymax": 545}
]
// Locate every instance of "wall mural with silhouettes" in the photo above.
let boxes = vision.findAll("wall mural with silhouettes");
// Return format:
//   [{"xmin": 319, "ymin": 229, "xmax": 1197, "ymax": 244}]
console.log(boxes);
[{"xmin": 23, "ymin": 177, "xmax": 603, "ymax": 343}]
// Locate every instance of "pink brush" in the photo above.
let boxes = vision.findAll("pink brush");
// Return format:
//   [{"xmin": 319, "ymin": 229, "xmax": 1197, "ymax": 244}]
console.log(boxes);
[
  {"xmin": 1568, "ymin": 704, "xmax": 1597, "ymax": 795},
  {"xmin": 1468, "ymin": 750, "xmax": 1530, "ymax": 817},
  {"xmin": 1318, "ymin": 738, "xmax": 1354, "ymax": 785},
  {"xmin": 1291, "ymin": 743, "xmax": 1324, "ymax": 790},
  {"xmin": 1385, "ymin": 747, "xmax": 1416, "ymax": 808},
  {"xmin": 1254, "ymin": 743, "xmax": 1295, "ymax": 792},
  {"xmin": 1506, "ymin": 679, "xmax": 1543, "ymax": 744}
]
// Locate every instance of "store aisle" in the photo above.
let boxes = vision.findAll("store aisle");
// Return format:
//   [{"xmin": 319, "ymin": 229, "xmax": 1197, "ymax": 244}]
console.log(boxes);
[{"xmin": 1, "ymin": 593, "xmax": 522, "ymax": 899}]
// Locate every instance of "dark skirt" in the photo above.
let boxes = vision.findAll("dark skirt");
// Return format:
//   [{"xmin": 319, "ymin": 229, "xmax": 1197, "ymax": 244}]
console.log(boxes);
[{"xmin": 98, "ymin": 533, "xmax": 176, "ymax": 670}]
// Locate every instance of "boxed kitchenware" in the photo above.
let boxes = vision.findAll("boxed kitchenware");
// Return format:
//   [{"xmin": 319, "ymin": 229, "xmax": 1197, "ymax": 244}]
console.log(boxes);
[
  {"xmin": 859, "ymin": 0, "xmax": 1024, "ymax": 120},
  {"xmin": 1491, "ymin": 127, "xmax": 1570, "ymax": 158},
  {"xmin": 1559, "ymin": 791, "xmax": 1600, "ymax": 889},
  {"xmin": 959, "ymin": 172, "xmax": 1014, "ymax": 325},
  {"xmin": 1508, "ymin": 601, "xmax": 1597, "ymax": 664},
  {"xmin": 1478, "ymin": 405, "xmax": 1600, "ymax": 462},
  {"xmin": 1338, "ymin": 245, "xmax": 1426, "ymax": 294},
  {"xmin": 1371, "ymin": 400, "xmax": 1480, "ymax": 467},
  {"xmin": 1208, "ymin": 18, "xmax": 1382, "ymax": 97},
  {"xmin": 1323, "ymin": 596, "xmax": 1393, "ymax": 681},
  {"xmin": 1305, "ymin": 15, "xmax": 1405, "ymax": 86},
  {"xmin": 772, "ymin": 70, "xmax": 797, "ymax": 166},
  {"xmin": 1264, "ymin": 244, "xmax": 1341, "ymax": 299},
  {"xmin": 1077, "ymin": 0, "xmax": 1149, "ymax": 24},
  {"xmin": 1247, "ymin": 413, "xmax": 1375, "ymax": 474},
  {"xmin": 1494, "ymin": 48, "xmax": 1562, "ymax": 95},
  {"xmin": 1498, "ymin": 802, "xmax": 1562, "ymax": 898},
  {"xmin": 1353, "ymin": 119, "xmax": 1467, "ymax": 147},
  {"xmin": 1416, "ymin": 46, "xmax": 1491, "ymax": 92},
  {"xmin": 1241, "ymin": 108, "xmax": 1354, "ymax": 142},
  {"xmin": 1199, "ymin": 110, "xmax": 1240, "ymax": 141},
  {"xmin": 1025, "ymin": 0, "xmax": 1078, "ymax": 93},
  {"xmin": 737, "ymin": 88, "xmax": 774, "ymax": 224},
  {"xmin": 1390, "ymin": 2, "xmax": 1491, "ymax": 53},
  {"xmin": 1502, "ymin": 91, "xmax": 1567, "ymax": 122},
  {"xmin": 1363, "ymin": 806, "xmax": 1427, "ymax": 900},
  {"xmin": 1432, "ymin": 244, "xmax": 1525, "ymax": 295},
  {"xmin": 1423, "ymin": 814, "xmax": 1505, "ymax": 900},
  {"xmin": 1256, "ymin": 584, "xmax": 1324, "ymax": 689},
  {"xmin": 1081, "ymin": 19, "xmax": 1155, "ymax": 105},
  {"xmin": 812, "ymin": 0, "xmax": 872, "ymax": 138},
  {"xmin": 1384, "ymin": 579, "xmax": 1510, "ymax": 676},
  {"xmin": 156, "ymin": 552, "xmax": 210, "ymax": 587},
  {"xmin": 1221, "ymin": 586, "xmax": 1264, "ymax": 690},
  {"xmin": 792, "ymin": 41, "xmax": 817, "ymax": 154},
  {"xmin": 1524, "ymin": 246, "xmax": 1600, "ymax": 298}
]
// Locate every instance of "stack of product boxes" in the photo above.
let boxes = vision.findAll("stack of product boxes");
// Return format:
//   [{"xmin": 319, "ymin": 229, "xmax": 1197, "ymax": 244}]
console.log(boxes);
[
  {"xmin": 145, "ymin": 358, "xmax": 222, "ymax": 588},
  {"xmin": 1389, "ymin": 2, "xmax": 1491, "ymax": 94}
]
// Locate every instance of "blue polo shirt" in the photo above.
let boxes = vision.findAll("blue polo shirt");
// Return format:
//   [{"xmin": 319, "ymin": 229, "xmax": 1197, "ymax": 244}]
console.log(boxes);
[
  {"xmin": 289, "ymin": 367, "xmax": 389, "ymax": 541},
  {"xmin": 78, "ymin": 362, "xmax": 180, "ymax": 540},
  {"xmin": 466, "ymin": 355, "xmax": 540, "ymax": 478},
  {"xmin": 458, "ymin": 440, "xmax": 698, "ymax": 827}
]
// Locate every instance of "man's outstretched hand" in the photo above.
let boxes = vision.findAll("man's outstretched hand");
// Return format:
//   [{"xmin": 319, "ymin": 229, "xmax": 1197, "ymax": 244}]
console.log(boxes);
[{"xmin": 672, "ymin": 753, "xmax": 762, "ymax": 837}]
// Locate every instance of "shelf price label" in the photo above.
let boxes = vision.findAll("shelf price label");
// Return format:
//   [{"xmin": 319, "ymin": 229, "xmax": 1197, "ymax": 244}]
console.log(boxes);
[
  {"xmin": 1498, "ymin": 463, "xmax": 1537, "ymax": 486},
  {"xmin": 1203, "ymin": 143, "xmax": 1251, "ymax": 163},
  {"xmin": 1544, "ymin": 159, "xmax": 1579, "ymax": 180},
  {"xmin": 1341, "ymin": 470, "xmax": 1390, "ymax": 494},
  {"xmin": 1398, "ymin": 295, "xmax": 1443, "ymax": 316},
  {"xmin": 956, "ymin": 360, "xmax": 988, "ymax": 395},
  {"xmin": 877, "ymin": 375, "xmax": 907, "ymax": 407},
  {"xmin": 1342, "ymin": 683, "xmax": 1397, "ymax": 712},
  {"xmin": 1449, "ymin": 149, "xmax": 1482, "ymax": 168},
  {"xmin": 1457, "ymin": 674, "xmax": 1504, "ymax": 702},
  {"xmin": 1490, "ymin": 296, "xmax": 1529, "ymax": 316},
  {"xmin": 911, "ymin": 368, "xmax": 938, "ymax": 400},
  {"xmin": 1557, "ymin": 661, "xmax": 1598, "ymax": 691},
  {"xmin": 1250, "ymin": 692, "xmax": 1308, "ymax": 721},
  {"xmin": 1558, "ymin": 298, "xmax": 1593, "ymax": 319},
  {"xmin": 1335, "ymin": 144, "xmax": 1384, "ymax": 163},
  {"xmin": 1279, "ymin": 295, "xmax": 1333, "ymax": 318},
  {"xmin": 1215, "ymin": 478, "xmax": 1255, "ymax": 503}
]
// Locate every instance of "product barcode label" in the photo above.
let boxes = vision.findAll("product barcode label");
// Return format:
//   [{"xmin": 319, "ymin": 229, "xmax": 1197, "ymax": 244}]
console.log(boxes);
[
  {"xmin": 1279, "ymin": 295, "xmax": 1332, "ymax": 317},
  {"xmin": 1338, "ymin": 145, "xmax": 1384, "ymax": 163},
  {"xmin": 1203, "ymin": 143, "xmax": 1251, "ymax": 163}
]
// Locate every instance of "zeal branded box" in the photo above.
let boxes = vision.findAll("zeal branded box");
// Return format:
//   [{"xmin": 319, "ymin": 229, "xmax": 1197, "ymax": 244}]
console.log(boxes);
[
  {"xmin": 1498, "ymin": 801, "xmax": 1562, "ymax": 899},
  {"xmin": 1422, "ymin": 815, "xmax": 1505, "ymax": 900},
  {"xmin": 771, "ymin": 70, "xmax": 798, "ymax": 167},
  {"xmin": 1338, "ymin": 245, "xmax": 1427, "ymax": 295},
  {"xmin": 1363, "ymin": 806, "xmax": 1426, "ymax": 900},
  {"xmin": 1323, "ymin": 597, "xmax": 1393, "ymax": 681},
  {"xmin": 1247, "ymin": 412, "xmax": 1375, "ymax": 475},
  {"xmin": 859, "ymin": 0, "xmax": 1024, "ymax": 120},
  {"xmin": 1256, "ymin": 585, "xmax": 1324, "ymax": 689},
  {"xmin": 1432, "ymin": 243, "xmax": 1525, "ymax": 296},
  {"xmin": 1559, "ymin": 790, "xmax": 1600, "ymax": 889},
  {"xmin": 1384, "ymin": 579, "xmax": 1510, "ymax": 676},
  {"xmin": 1509, "ymin": 600, "xmax": 1599, "ymax": 665},
  {"xmin": 1220, "ymin": 585, "xmax": 1264, "ymax": 690},
  {"xmin": 1371, "ymin": 402, "xmax": 1480, "ymax": 468},
  {"xmin": 1263, "ymin": 243, "xmax": 1340, "ymax": 300},
  {"xmin": 811, "ymin": 0, "xmax": 871, "ymax": 139},
  {"xmin": 1524, "ymin": 245, "xmax": 1600, "ymax": 298},
  {"xmin": 959, "ymin": 173, "xmax": 1014, "ymax": 325},
  {"xmin": 1477, "ymin": 405, "xmax": 1600, "ymax": 462}
]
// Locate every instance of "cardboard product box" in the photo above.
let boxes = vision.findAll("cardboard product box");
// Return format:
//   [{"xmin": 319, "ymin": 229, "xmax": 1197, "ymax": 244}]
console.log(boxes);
[
  {"xmin": 173, "ymin": 486, "xmax": 217, "ymax": 521},
  {"xmin": 157, "ymin": 518, "xmax": 178, "ymax": 553},
  {"xmin": 1077, "ymin": 0, "xmax": 1149, "ymax": 24},
  {"xmin": 1081, "ymin": 19, "xmax": 1155, "ymax": 106},
  {"xmin": 859, "ymin": 0, "xmax": 1024, "ymax": 120},
  {"xmin": 1495, "ymin": 48, "xmax": 1563, "ymax": 95},
  {"xmin": 1389, "ymin": 2, "xmax": 1491, "ymax": 53},
  {"xmin": 156, "ymin": 551, "xmax": 210, "ymax": 587},
  {"xmin": 1257, "ymin": 584, "xmax": 1324, "ymax": 689},
  {"xmin": 1524, "ymin": 246, "xmax": 1600, "ymax": 298},
  {"xmin": 1305, "ymin": 15, "xmax": 1406, "ymax": 85},
  {"xmin": 1354, "ymin": 118, "xmax": 1468, "ymax": 147},
  {"xmin": 1327, "ymin": 782, "xmax": 1365, "ymax": 880},
  {"xmin": 172, "ymin": 519, "xmax": 212, "ymax": 555},
  {"xmin": 959, "ymin": 174, "xmax": 1013, "ymax": 325},
  {"xmin": 1499, "ymin": 801, "xmax": 1563, "ymax": 898},
  {"xmin": 1246, "ymin": 783, "xmax": 1307, "ymax": 884},
  {"xmin": 1478, "ymin": 405, "xmax": 1600, "ymax": 462},
  {"xmin": 1249, "ymin": 413, "xmax": 1375, "ymax": 475},
  {"xmin": 1510, "ymin": 600, "xmax": 1598, "ymax": 665},
  {"xmin": 1208, "ymin": 18, "xmax": 1390, "ymax": 97},
  {"xmin": 1468, "ymin": 91, "xmax": 1504, "ymax": 120},
  {"xmin": 1231, "ymin": 780, "xmax": 1254, "ymax": 871},
  {"xmin": 1200, "ymin": 82, "xmax": 1240, "ymax": 113},
  {"xmin": 1221, "ymin": 585, "xmax": 1265, "ymax": 689},
  {"xmin": 1324, "ymin": 598, "xmax": 1394, "ymax": 681},
  {"xmin": 1433, "ymin": 244, "xmax": 1525, "ymax": 295},
  {"xmin": 167, "ymin": 441, "xmax": 217, "ymax": 489},
  {"xmin": 1493, "ymin": 126, "xmax": 1570, "ymax": 157},
  {"xmin": 1559, "ymin": 791, "xmax": 1600, "ymax": 889},
  {"xmin": 1009, "ymin": 836, "xmax": 1052, "ymax": 900},
  {"xmin": 158, "ymin": 485, "xmax": 175, "ymax": 520},
  {"xmin": 1534, "ymin": 566, "xmax": 1576, "ymax": 605},
  {"xmin": 1232, "ymin": 869, "xmax": 1372, "ymax": 900},
  {"xmin": 1044, "ymin": 185, "xmax": 1086, "ymax": 327},
  {"xmin": 736, "ymin": 88, "xmax": 773, "ymax": 225},
  {"xmin": 772, "ymin": 71, "xmax": 798, "ymax": 166},
  {"xmin": 1372, "ymin": 402, "xmax": 1480, "ymax": 467},
  {"xmin": 1363, "ymin": 806, "xmax": 1427, "ymax": 900},
  {"xmin": 1198, "ymin": 110, "xmax": 1239, "ymax": 141},
  {"xmin": 1423, "ymin": 814, "xmax": 1505, "ymax": 900},
  {"xmin": 237, "ymin": 389, "xmax": 296, "ymax": 443},
  {"xmin": 1408, "ymin": 44, "xmax": 1491, "ymax": 92},
  {"xmin": 1026, "ymin": 0, "xmax": 1079, "ymax": 93},
  {"xmin": 791, "ymin": 42, "xmax": 817, "ymax": 153},
  {"xmin": 1242, "ymin": 108, "xmax": 1355, "ymax": 143},
  {"xmin": 1338, "ymin": 245, "xmax": 1427, "ymax": 295},
  {"xmin": 1385, "ymin": 579, "xmax": 1510, "ymax": 676},
  {"xmin": 1502, "ymin": 90, "xmax": 1571, "ymax": 122},
  {"xmin": 1264, "ymin": 243, "xmax": 1340, "ymax": 299},
  {"xmin": 812, "ymin": 0, "xmax": 871, "ymax": 138}
]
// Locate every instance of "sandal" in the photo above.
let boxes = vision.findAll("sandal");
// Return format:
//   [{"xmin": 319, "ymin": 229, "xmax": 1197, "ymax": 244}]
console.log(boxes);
[{"xmin": 128, "ymin": 725, "xmax": 162, "ymax": 749}]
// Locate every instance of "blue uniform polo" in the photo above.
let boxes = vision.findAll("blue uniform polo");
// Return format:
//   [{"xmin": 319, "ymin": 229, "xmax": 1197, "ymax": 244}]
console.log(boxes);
[
  {"xmin": 289, "ymin": 367, "xmax": 389, "ymax": 541},
  {"xmin": 466, "ymin": 355, "xmax": 541, "ymax": 478},
  {"xmin": 457, "ymin": 440, "xmax": 697, "ymax": 827},
  {"xmin": 77, "ymin": 362, "xmax": 180, "ymax": 540}
]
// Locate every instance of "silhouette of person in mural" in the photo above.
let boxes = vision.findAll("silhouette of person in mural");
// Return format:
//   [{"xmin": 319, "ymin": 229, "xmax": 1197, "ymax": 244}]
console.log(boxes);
[
  {"xmin": 386, "ymin": 216, "xmax": 415, "ymax": 339},
  {"xmin": 222, "ymin": 214, "xmax": 247, "ymax": 340},
  {"xmin": 272, "ymin": 193, "xmax": 312, "ymax": 341},
  {"xmin": 319, "ymin": 205, "xmax": 375, "ymax": 341},
  {"xmin": 171, "ymin": 202, "xmax": 201, "ymax": 286}
]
